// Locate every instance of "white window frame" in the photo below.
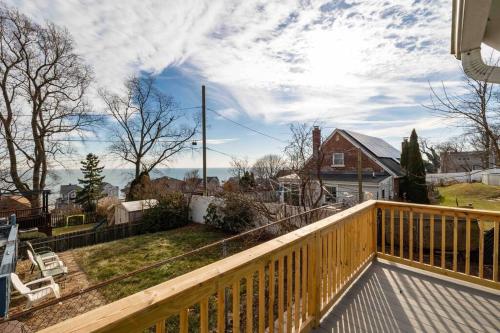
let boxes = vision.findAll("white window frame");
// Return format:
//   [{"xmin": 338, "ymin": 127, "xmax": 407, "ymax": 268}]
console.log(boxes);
[{"xmin": 332, "ymin": 153, "xmax": 344, "ymax": 167}]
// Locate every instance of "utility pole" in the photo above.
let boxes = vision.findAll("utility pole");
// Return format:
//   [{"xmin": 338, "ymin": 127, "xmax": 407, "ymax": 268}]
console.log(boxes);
[
  {"xmin": 202, "ymin": 85, "xmax": 207, "ymax": 196},
  {"xmin": 357, "ymin": 148, "xmax": 363, "ymax": 203}
]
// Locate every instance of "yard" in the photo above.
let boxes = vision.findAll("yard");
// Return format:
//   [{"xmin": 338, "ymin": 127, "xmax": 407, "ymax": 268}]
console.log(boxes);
[
  {"xmin": 70, "ymin": 223, "xmax": 259, "ymax": 301},
  {"xmin": 52, "ymin": 223, "xmax": 97, "ymax": 236},
  {"xmin": 437, "ymin": 183, "xmax": 500, "ymax": 211},
  {"xmin": 10, "ymin": 223, "xmax": 262, "ymax": 330}
]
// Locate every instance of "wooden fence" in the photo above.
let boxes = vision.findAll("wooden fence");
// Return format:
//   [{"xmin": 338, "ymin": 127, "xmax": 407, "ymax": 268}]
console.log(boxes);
[
  {"xmin": 21, "ymin": 223, "xmax": 144, "ymax": 254},
  {"xmin": 0, "ymin": 208, "xmax": 52, "ymax": 235}
]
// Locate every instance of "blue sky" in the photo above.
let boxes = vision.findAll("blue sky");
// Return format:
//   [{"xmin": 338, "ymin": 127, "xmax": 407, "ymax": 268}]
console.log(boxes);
[{"xmin": 10, "ymin": 0, "xmax": 468, "ymax": 168}]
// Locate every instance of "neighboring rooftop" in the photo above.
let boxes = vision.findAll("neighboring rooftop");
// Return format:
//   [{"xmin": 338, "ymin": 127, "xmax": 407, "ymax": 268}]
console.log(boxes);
[
  {"xmin": 343, "ymin": 130, "xmax": 401, "ymax": 161},
  {"xmin": 60, "ymin": 184, "xmax": 82, "ymax": 196},
  {"xmin": 0, "ymin": 195, "xmax": 31, "ymax": 211},
  {"xmin": 119, "ymin": 199, "xmax": 158, "ymax": 212},
  {"xmin": 339, "ymin": 129, "xmax": 404, "ymax": 176},
  {"xmin": 320, "ymin": 173, "xmax": 391, "ymax": 183}
]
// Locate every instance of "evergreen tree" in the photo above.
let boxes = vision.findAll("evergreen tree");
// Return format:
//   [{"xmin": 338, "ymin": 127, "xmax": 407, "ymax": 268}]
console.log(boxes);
[
  {"xmin": 402, "ymin": 129, "xmax": 429, "ymax": 203},
  {"xmin": 75, "ymin": 154, "xmax": 105, "ymax": 213},
  {"xmin": 239, "ymin": 171, "xmax": 256, "ymax": 190}
]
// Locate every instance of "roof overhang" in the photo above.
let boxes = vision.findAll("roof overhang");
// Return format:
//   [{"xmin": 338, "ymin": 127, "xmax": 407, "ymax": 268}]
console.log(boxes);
[{"xmin": 451, "ymin": 0, "xmax": 500, "ymax": 82}]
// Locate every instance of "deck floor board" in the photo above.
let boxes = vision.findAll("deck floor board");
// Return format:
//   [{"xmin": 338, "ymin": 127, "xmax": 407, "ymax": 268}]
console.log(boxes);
[{"xmin": 315, "ymin": 261, "xmax": 500, "ymax": 333}]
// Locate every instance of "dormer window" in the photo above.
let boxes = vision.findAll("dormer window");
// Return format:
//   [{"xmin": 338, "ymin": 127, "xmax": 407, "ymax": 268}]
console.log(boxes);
[{"xmin": 332, "ymin": 153, "xmax": 344, "ymax": 167}]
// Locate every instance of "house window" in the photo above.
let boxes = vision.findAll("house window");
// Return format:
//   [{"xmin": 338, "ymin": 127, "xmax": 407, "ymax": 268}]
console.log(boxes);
[{"xmin": 332, "ymin": 153, "xmax": 344, "ymax": 166}]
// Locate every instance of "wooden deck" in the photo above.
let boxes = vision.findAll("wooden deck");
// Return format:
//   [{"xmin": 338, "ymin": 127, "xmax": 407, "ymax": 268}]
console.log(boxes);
[{"xmin": 315, "ymin": 260, "xmax": 500, "ymax": 333}]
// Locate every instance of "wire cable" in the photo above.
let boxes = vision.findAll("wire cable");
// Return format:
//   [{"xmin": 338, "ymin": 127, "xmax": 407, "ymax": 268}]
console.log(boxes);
[{"xmin": 206, "ymin": 107, "xmax": 286, "ymax": 143}]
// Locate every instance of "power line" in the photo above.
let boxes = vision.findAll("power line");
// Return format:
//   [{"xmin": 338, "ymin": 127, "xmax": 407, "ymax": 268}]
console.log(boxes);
[
  {"xmin": 206, "ymin": 107, "xmax": 286, "ymax": 143},
  {"xmin": 206, "ymin": 147, "xmax": 237, "ymax": 159}
]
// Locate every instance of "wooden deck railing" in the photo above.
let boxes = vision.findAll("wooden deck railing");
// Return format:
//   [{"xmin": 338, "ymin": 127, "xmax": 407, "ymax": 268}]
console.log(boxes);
[
  {"xmin": 375, "ymin": 201, "xmax": 499, "ymax": 289},
  {"xmin": 38, "ymin": 200, "xmax": 499, "ymax": 333},
  {"xmin": 39, "ymin": 201, "xmax": 376, "ymax": 333}
]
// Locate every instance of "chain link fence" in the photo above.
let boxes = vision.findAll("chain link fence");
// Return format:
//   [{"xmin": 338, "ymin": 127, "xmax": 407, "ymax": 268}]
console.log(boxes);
[{"xmin": 0, "ymin": 205, "xmax": 340, "ymax": 333}]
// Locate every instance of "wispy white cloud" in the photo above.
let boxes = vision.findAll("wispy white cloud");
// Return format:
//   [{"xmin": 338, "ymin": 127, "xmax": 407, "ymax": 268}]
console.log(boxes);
[
  {"xmin": 9, "ymin": 0, "xmax": 458, "ymax": 135},
  {"xmin": 206, "ymin": 138, "xmax": 239, "ymax": 145}
]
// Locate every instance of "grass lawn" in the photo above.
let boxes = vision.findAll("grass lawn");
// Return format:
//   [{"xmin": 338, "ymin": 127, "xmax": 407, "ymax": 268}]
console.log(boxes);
[
  {"xmin": 437, "ymin": 183, "xmax": 500, "ymax": 211},
  {"xmin": 71, "ymin": 224, "xmax": 248, "ymax": 301},
  {"xmin": 52, "ymin": 223, "xmax": 97, "ymax": 236}
]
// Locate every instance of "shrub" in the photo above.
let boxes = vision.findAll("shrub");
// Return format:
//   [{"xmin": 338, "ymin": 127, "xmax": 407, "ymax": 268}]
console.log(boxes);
[
  {"xmin": 204, "ymin": 203, "xmax": 222, "ymax": 226},
  {"xmin": 97, "ymin": 196, "xmax": 121, "ymax": 225},
  {"xmin": 140, "ymin": 192, "xmax": 190, "ymax": 233},
  {"xmin": 205, "ymin": 194, "xmax": 255, "ymax": 234}
]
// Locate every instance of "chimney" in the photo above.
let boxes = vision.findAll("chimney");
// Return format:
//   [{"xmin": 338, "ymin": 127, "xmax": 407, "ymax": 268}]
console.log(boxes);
[
  {"xmin": 313, "ymin": 126, "xmax": 321, "ymax": 158},
  {"xmin": 401, "ymin": 137, "xmax": 408, "ymax": 152}
]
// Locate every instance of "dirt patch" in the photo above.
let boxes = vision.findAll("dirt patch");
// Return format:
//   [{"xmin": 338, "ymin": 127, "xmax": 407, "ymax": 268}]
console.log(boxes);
[{"xmin": 4, "ymin": 251, "xmax": 107, "ymax": 332}]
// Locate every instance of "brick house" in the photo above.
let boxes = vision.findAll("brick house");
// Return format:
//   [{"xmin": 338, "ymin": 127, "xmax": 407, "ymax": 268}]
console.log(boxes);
[{"xmin": 279, "ymin": 127, "xmax": 404, "ymax": 205}]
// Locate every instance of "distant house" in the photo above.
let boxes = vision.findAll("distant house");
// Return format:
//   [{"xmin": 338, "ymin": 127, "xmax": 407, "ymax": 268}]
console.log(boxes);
[
  {"xmin": 102, "ymin": 182, "xmax": 119, "ymax": 198},
  {"xmin": 55, "ymin": 184, "xmax": 82, "ymax": 209},
  {"xmin": 121, "ymin": 176, "xmax": 186, "ymax": 197},
  {"xmin": 114, "ymin": 199, "xmax": 158, "ymax": 225},
  {"xmin": 278, "ymin": 127, "xmax": 404, "ymax": 205},
  {"xmin": 153, "ymin": 176, "xmax": 186, "ymax": 192},
  {"xmin": 186, "ymin": 176, "xmax": 220, "ymax": 194},
  {"xmin": 0, "ymin": 195, "xmax": 31, "ymax": 212},
  {"xmin": 440, "ymin": 151, "xmax": 486, "ymax": 173}
]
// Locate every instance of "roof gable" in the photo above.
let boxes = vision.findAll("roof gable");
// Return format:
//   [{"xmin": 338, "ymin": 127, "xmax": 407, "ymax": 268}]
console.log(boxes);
[{"xmin": 320, "ymin": 128, "xmax": 403, "ymax": 177}]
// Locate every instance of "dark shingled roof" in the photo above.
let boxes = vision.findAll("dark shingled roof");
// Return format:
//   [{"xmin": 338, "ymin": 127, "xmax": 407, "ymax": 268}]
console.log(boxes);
[
  {"xmin": 340, "ymin": 130, "xmax": 403, "ymax": 177},
  {"xmin": 320, "ymin": 173, "xmax": 391, "ymax": 184},
  {"xmin": 60, "ymin": 184, "xmax": 82, "ymax": 196}
]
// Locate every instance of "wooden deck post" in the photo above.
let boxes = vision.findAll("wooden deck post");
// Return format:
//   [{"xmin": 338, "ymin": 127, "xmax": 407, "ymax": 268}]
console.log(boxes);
[{"xmin": 312, "ymin": 231, "xmax": 322, "ymax": 328}]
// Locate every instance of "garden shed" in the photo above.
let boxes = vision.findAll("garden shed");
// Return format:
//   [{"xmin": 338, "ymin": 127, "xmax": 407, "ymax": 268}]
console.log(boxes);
[{"xmin": 114, "ymin": 199, "xmax": 158, "ymax": 225}]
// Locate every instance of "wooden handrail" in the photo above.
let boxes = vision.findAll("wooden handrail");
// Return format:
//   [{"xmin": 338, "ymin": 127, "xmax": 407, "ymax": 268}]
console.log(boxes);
[
  {"xmin": 376, "ymin": 200, "xmax": 500, "ymax": 219},
  {"xmin": 39, "ymin": 201, "xmax": 377, "ymax": 333},
  {"xmin": 375, "ymin": 201, "xmax": 500, "ymax": 290}
]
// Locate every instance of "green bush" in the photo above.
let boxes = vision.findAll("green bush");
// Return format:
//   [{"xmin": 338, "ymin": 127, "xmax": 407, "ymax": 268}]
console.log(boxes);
[
  {"xmin": 204, "ymin": 203, "xmax": 222, "ymax": 226},
  {"xmin": 204, "ymin": 194, "xmax": 255, "ymax": 234},
  {"xmin": 141, "ymin": 192, "xmax": 190, "ymax": 233}
]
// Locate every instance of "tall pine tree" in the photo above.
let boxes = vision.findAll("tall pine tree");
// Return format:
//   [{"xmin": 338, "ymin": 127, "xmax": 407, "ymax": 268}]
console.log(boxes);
[
  {"xmin": 75, "ymin": 154, "xmax": 105, "ymax": 213},
  {"xmin": 401, "ymin": 129, "xmax": 429, "ymax": 203}
]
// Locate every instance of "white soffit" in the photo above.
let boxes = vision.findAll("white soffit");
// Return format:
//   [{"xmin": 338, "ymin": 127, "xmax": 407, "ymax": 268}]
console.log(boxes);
[{"xmin": 451, "ymin": 0, "xmax": 500, "ymax": 83}]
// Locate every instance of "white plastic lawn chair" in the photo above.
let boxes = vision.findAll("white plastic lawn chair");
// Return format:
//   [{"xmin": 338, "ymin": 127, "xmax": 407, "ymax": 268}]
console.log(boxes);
[
  {"xmin": 26, "ymin": 242, "xmax": 59, "ymax": 273},
  {"xmin": 26, "ymin": 241, "xmax": 59, "ymax": 262},
  {"xmin": 10, "ymin": 273, "xmax": 60, "ymax": 309},
  {"xmin": 27, "ymin": 250, "xmax": 68, "ymax": 278}
]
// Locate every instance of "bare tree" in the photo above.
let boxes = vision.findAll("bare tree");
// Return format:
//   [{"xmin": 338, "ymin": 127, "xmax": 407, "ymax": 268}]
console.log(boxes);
[
  {"xmin": 229, "ymin": 156, "xmax": 250, "ymax": 179},
  {"xmin": 0, "ymin": 5, "xmax": 94, "ymax": 206},
  {"xmin": 100, "ymin": 75, "xmax": 198, "ymax": 184},
  {"xmin": 252, "ymin": 154, "xmax": 285, "ymax": 182},
  {"xmin": 426, "ymin": 63, "xmax": 500, "ymax": 166},
  {"xmin": 284, "ymin": 124, "xmax": 325, "ymax": 210},
  {"xmin": 419, "ymin": 138, "xmax": 440, "ymax": 173}
]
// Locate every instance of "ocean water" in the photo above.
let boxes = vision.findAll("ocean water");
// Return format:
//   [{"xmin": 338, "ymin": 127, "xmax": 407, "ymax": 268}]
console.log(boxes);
[{"xmin": 47, "ymin": 168, "xmax": 231, "ymax": 197}]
